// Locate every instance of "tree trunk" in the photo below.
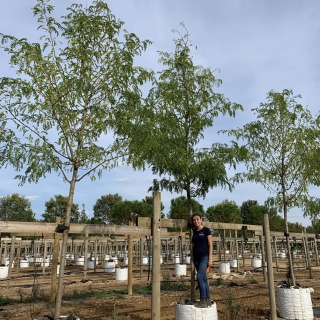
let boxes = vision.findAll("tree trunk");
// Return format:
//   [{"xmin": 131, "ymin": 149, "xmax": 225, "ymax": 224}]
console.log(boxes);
[
  {"xmin": 187, "ymin": 189, "xmax": 195, "ymax": 301},
  {"xmin": 284, "ymin": 203, "xmax": 295, "ymax": 286},
  {"xmin": 54, "ymin": 167, "xmax": 78, "ymax": 319}
]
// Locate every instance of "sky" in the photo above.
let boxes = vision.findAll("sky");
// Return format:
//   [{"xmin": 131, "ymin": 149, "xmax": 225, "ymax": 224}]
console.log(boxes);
[{"xmin": 1, "ymin": 0, "xmax": 320, "ymax": 226}]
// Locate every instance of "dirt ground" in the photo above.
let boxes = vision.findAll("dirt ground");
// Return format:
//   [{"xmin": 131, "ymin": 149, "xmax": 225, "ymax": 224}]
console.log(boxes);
[{"xmin": 1, "ymin": 258, "xmax": 320, "ymax": 320}]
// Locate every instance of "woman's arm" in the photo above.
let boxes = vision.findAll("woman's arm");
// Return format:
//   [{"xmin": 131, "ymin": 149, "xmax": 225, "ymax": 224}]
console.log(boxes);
[{"xmin": 207, "ymin": 234, "xmax": 213, "ymax": 266}]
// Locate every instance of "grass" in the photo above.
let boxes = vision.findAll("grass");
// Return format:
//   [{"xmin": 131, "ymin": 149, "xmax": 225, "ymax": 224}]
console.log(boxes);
[
  {"xmin": 0, "ymin": 295, "xmax": 13, "ymax": 306},
  {"xmin": 2, "ymin": 280, "xmax": 190, "ymax": 307},
  {"xmin": 2, "ymin": 276, "xmax": 190, "ymax": 307},
  {"xmin": 107, "ymin": 305, "xmax": 131, "ymax": 320},
  {"xmin": 248, "ymin": 277, "xmax": 258, "ymax": 284},
  {"xmin": 225, "ymin": 292, "xmax": 243, "ymax": 320},
  {"xmin": 213, "ymin": 277, "xmax": 224, "ymax": 286}
]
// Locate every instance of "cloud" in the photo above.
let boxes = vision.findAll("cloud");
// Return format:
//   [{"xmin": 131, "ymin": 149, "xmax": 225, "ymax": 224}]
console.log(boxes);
[
  {"xmin": 25, "ymin": 195, "xmax": 41, "ymax": 201},
  {"xmin": 114, "ymin": 177, "xmax": 132, "ymax": 183}
]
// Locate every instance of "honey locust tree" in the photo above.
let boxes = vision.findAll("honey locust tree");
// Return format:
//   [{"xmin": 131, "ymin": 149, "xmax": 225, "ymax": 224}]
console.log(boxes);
[
  {"xmin": 0, "ymin": 0, "xmax": 151, "ymax": 316},
  {"xmin": 128, "ymin": 26, "xmax": 246, "ymax": 300},
  {"xmin": 224, "ymin": 89, "xmax": 315, "ymax": 286}
]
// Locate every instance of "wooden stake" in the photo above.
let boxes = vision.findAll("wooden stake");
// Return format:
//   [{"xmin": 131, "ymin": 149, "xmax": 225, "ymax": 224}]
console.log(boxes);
[
  {"xmin": 263, "ymin": 214, "xmax": 277, "ymax": 320},
  {"xmin": 50, "ymin": 216, "xmax": 61, "ymax": 304},
  {"xmin": 151, "ymin": 192, "xmax": 161, "ymax": 320},
  {"xmin": 128, "ymin": 221, "xmax": 133, "ymax": 296}
]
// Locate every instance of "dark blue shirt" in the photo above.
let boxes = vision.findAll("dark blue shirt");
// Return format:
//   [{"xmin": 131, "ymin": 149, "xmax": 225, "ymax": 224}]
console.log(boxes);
[{"xmin": 192, "ymin": 226, "xmax": 211, "ymax": 258}]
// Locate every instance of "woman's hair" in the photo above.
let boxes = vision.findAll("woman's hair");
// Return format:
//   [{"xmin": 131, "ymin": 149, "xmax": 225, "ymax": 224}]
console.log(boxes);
[{"xmin": 191, "ymin": 213, "xmax": 202, "ymax": 220}]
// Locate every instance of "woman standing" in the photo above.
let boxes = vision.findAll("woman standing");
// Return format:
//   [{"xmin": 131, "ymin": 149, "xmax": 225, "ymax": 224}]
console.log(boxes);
[{"xmin": 192, "ymin": 213, "xmax": 213, "ymax": 308}]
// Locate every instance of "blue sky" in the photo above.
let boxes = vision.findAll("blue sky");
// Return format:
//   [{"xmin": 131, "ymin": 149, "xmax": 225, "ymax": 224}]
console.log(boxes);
[{"xmin": 1, "ymin": 0, "xmax": 320, "ymax": 226}]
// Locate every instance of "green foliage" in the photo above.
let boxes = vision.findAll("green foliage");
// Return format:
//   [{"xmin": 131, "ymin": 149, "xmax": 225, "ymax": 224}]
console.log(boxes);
[
  {"xmin": 86, "ymin": 217, "xmax": 106, "ymax": 224},
  {"xmin": 62, "ymin": 289, "xmax": 128, "ymax": 301},
  {"xmin": 160, "ymin": 280, "xmax": 190, "ymax": 292},
  {"xmin": 0, "ymin": 193, "xmax": 35, "ymax": 222},
  {"xmin": 206, "ymin": 199, "xmax": 242, "ymax": 223},
  {"xmin": 213, "ymin": 277, "xmax": 224, "ymax": 286},
  {"xmin": 225, "ymin": 292, "xmax": 243, "ymax": 320},
  {"xmin": 133, "ymin": 286, "xmax": 152, "ymax": 295},
  {"xmin": 29, "ymin": 284, "xmax": 44, "ymax": 302},
  {"xmin": 127, "ymin": 25, "xmax": 245, "ymax": 221},
  {"xmin": 92, "ymin": 194, "xmax": 164, "ymax": 225},
  {"xmin": 247, "ymin": 204, "xmax": 281, "ymax": 230},
  {"xmin": 41, "ymin": 194, "xmax": 80, "ymax": 223},
  {"xmin": 224, "ymin": 89, "xmax": 315, "ymax": 286},
  {"xmin": 225, "ymin": 89, "xmax": 314, "ymax": 225},
  {"xmin": 0, "ymin": 295, "xmax": 13, "ymax": 306},
  {"xmin": 168, "ymin": 196, "xmax": 204, "ymax": 220},
  {"xmin": 110, "ymin": 199, "xmax": 153, "ymax": 225},
  {"xmin": 240, "ymin": 200, "xmax": 258, "ymax": 225},
  {"xmin": 108, "ymin": 305, "xmax": 128, "ymax": 320},
  {"xmin": 239, "ymin": 198, "xmax": 285, "ymax": 231},
  {"xmin": 142, "ymin": 195, "xmax": 165, "ymax": 213},
  {"xmin": 248, "ymin": 277, "xmax": 258, "ymax": 284},
  {"xmin": 79, "ymin": 204, "xmax": 88, "ymax": 223},
  {"xmin": 0, "ymin": 0, "xmax": 152, "ymax": 228},
  {"xmin": 93, "ymin": 193, "xmax": 123, "ymax": 223},
  {"xmin": 287, "ymin": 221, "xmax": 304, "ymax": 233}
]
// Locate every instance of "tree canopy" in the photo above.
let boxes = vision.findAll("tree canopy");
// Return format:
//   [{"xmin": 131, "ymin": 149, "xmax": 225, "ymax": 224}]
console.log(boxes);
[
  {"xmin": 206, "ymin": 199, "xmax": 241, "ymax": 223},
  {"xmin": 168, "ymin": 196, "xmax": 204, "ymax": 220},
  {"xmin": 0, "ymin": 0, "xmax": 151, "ymax": 224},
  {"xmin": 41, "ymin": 194, "xmax": 80, "ymax": 223},
  {"xmin": 0, "ymin": 193, "xmax": 35, "ymax": 222},
  {"xmin": 225, "ymin": 89, "xmax": 315, "ymax": 286},
  {"xmin": 110, "ymin": 197, "xmax": 165, "ymax": 225},
  {"xmin": 0, "ymin": 1, "xmax": 152, "ymax": 316},
  {"xmin": 93, "ymin": 193, "xmax": 123, "ymax": 224},
  {"xmin": 240, "ymin": 200, "xmax": 258, "ymax": 225}
]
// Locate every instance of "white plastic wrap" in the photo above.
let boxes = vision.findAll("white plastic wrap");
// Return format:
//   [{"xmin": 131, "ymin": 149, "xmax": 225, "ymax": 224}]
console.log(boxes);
[
  {"xmin": 104, "ymin": 260, "xmax": 116, "ymax": 273},
  {"xmin": 277, "ymin": 286, "xmax": 314, "ymax": 320},
  {"xmin": 175, "ymin": 302, "xmax": 218, "ymax": 320},
  {"xmin": 219, "ymin": 261, "xmax": 230, "ymax": 274},
  {"xmin": 175, "ymin": 264, "xmax": 187, "ymax": 276},
  {"xmin": 228, "ymin": 258, "xmax": 237, "ymax": 268},
  {"xmin": 115, "ymin": 267, "xmax": 128, "ymax": 280},
  {"xmin": 251, "ymin": 257, "xmax": 262, "ymax": 268},
  {"xmin": 0, "ymin": 266, "xmax": 8, "ymax": 279}
]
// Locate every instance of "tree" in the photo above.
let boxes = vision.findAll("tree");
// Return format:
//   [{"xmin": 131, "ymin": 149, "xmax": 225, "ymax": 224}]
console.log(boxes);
[
  {"xmin": 206, "ymin": 200, "xmax": 241, "ymax": 223},
  {"xmin": 79, "ymin": 204, "xmax": 88, "ymax": 223},
  {"xmin": 168, "ymin": 196, "xmax": 204, "ymax": 220},
  {"xmin": 239, "ymin": 199, "xmax": 284, "ymax": 231},
  {"xmin": 42, "ymin": 195, "xmax": 80, "ymax": 223},
  {"xmin": 86, "ymin": 217, "xmax": 105, "ymax": 224},
  {"xmin": 0, "ymin": 193, "xmax": 35, "ymax": 222},
  {"xmin": 110, "ymin": 198, "xmax": 159, "ymax": 225},
  {"xmin": 93, "ymin": 193, "xmax": 123, "ymax": 223},
  {"xmin": 240, "ymin": 200, "xmax": 258, "ymax": 224},
  {"xmin": 142, "ymin": 195, "xmax": 165, "ymax": 217},
  {"xmin": 225, "ymin": 89, "xmax": 315, "ymax": 286},
  {"xmin": 127, "ymin": 26, "xmax": 245, "ymax": 300},
  {"xmin": 288, "ymin": 221, "xmax": 304, "ymax": 233},
  {"xmin": 246, "ymin": 204, "xmax": 284, "ymax": 231},
  {"xmin": 0, "ymin": 1, "xmax": 151, "ymax": 317}
]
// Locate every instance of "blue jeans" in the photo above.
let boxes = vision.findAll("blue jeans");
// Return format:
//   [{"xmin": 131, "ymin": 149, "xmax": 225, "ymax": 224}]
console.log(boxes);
[{"xmin": 194, "ymin": 255, "xmax": 210, "ymax": 300}]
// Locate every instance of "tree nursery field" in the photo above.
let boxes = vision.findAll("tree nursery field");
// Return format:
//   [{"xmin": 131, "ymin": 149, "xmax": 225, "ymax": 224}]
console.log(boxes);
[{"xmin": 1, "ymin": 258, "xmax": 320, "ymax": 320}]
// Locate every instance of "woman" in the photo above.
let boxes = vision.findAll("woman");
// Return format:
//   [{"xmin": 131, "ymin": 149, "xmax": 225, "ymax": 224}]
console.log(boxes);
[{"xmin": 192, "ymin": 213, "xmax": 212, "ymax": 308}]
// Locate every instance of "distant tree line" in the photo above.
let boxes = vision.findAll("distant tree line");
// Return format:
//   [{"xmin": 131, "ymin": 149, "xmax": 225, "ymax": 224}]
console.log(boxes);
[{"xmin": 0, "ymin": 192, "xmax": 316, "ymax": 233}]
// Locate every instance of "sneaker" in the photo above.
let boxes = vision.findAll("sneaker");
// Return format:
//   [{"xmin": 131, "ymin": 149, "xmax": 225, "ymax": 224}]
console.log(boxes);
[
  {"xmin": 194, "ymin": 300, "xmax": 207, "ymax": 308},
  {"xmin": 206, "ymin": 298, "xmax": 212, "ymax": 307}
]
